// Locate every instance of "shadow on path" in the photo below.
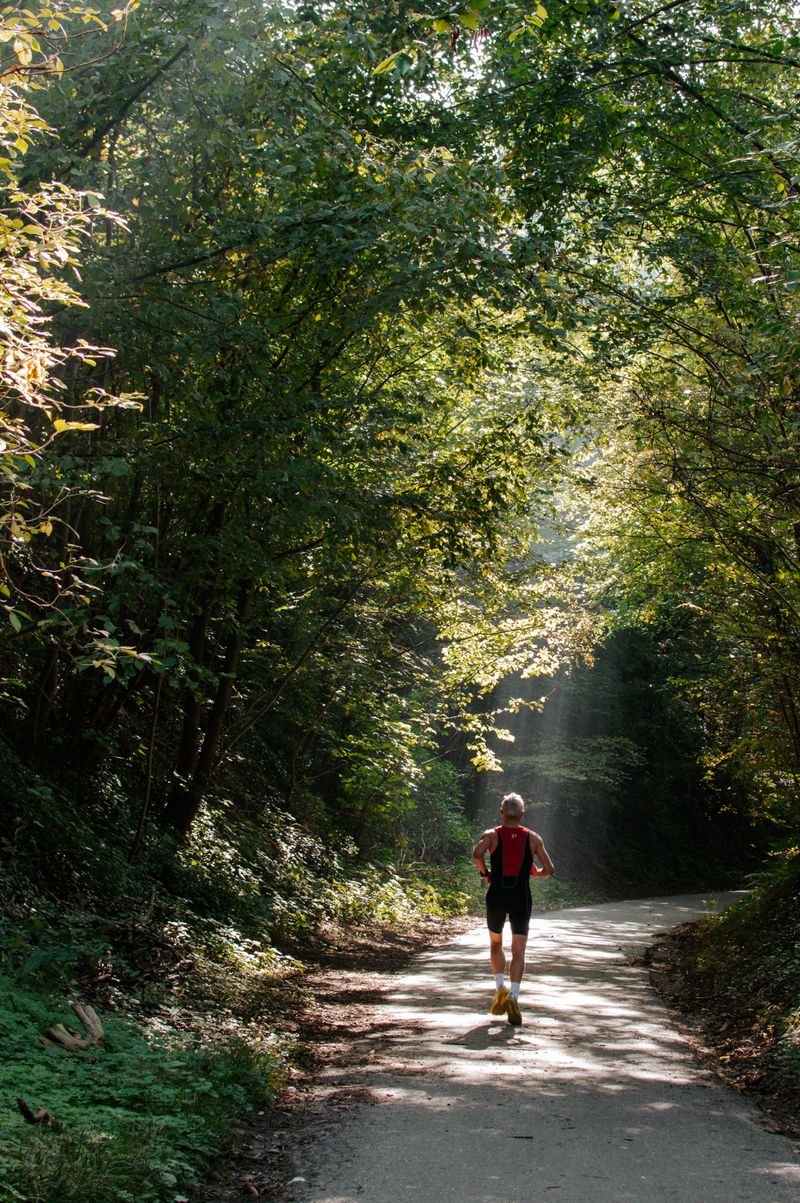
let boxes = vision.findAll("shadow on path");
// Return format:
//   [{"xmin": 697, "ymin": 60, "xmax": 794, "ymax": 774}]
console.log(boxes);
[{"xmin": 297, "ymin": 895, "xmax": 800, "ymax": 1203}]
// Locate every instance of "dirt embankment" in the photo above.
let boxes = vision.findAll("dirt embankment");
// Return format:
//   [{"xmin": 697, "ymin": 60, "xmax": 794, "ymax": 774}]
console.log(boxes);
[{"xmin": 647, "ymin": 923, "xmax": 800, "ymax": 1139}]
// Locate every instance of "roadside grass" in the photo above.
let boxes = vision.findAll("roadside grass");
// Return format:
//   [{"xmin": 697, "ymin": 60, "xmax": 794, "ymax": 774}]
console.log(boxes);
[{"xmin": 0, "ymin": 980, "xmax": 289, "ymax": 1203}]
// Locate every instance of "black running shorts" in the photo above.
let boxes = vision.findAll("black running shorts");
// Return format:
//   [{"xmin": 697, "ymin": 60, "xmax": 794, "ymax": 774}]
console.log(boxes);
[{"xmin": 486, "ymin": 890, "xmax": 532, "ymax": 936}]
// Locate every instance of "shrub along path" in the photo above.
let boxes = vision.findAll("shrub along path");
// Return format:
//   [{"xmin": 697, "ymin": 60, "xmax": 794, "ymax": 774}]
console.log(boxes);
[{"xmin": 207, "ymin": 896, "xmax": 800, "ymax": 1203}]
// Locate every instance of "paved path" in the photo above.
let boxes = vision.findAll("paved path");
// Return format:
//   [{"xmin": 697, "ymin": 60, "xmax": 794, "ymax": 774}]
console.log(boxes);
[{"xmin": 296, "ymin": 895, "xmax": 800, "ymax": 1203}]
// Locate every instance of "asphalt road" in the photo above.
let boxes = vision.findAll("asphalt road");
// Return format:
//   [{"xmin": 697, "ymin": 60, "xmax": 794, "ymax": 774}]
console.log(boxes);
[{"xmin": 294, "ymin": 894, "xmax": 800, "ymax": 1203}]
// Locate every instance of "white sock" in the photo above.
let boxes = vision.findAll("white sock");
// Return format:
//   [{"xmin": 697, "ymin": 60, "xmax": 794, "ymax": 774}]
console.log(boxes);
[
  {"xmin": 509, "ymin": 982, "xmax": 520, "ymax": 1000},
  {"xmin": 494, "ymin": 973, "xmax": 505, "ymax": 990}
]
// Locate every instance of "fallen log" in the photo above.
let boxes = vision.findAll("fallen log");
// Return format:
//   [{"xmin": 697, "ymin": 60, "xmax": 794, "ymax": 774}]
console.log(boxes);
[
  {"xmin": 44, "ymin": 1002, "xmax": 104, "ymax": 1052},
  {"xmin": 17, "ymin": 1097, "xmax": 64, "ymax": 1132}
]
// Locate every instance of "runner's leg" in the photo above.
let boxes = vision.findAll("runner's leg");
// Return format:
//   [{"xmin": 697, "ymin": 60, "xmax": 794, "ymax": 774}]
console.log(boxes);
[
  {"xmin": 509, "ymin": 932, "xmax": 528, "ymax": 988},
  {"xmin": 504, "ymin": 932, "xmax": 528, "ymax": 1024},
  {"xmin": 489, "ymin": 928, "xmax": 510, "ymax": 1014},
  {"xmin": 489, "ymin": 930, "xmax": 505, "ymax": 977}
]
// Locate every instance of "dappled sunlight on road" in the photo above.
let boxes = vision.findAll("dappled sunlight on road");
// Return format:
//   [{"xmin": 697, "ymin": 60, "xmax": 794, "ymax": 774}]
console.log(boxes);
[{"xmin": 302, "ymin": 895, "xmax": 800, "ymax": 1203}]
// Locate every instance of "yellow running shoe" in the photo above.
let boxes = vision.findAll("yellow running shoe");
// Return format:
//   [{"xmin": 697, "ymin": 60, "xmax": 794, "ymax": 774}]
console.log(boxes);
[
  {"xmin": 506, "ymin": 994, "xmax": 522, "ymax": 1026},
  {"xmin": 491, "ymin": 987, "xmax": 510, "ymax": 1015}
]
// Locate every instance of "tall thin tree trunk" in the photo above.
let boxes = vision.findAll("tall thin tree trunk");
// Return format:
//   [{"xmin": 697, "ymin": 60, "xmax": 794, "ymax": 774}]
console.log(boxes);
[
  {"xmin": 286, "ymin": 685, "xmax": 343, "ymax": 804},
  {"xmin": 777, "ymin": 674, "xmax": 800, "ymax": 776},
  {"xmin": 25, "ymin": 645, "xmax": 60, "ymax": 746},
  {"xmin": 129, "ymin": 675, "xmax": 163, "ymax": 861},
  {"xmin": 176, "ymin": 579, "xmax": 255, "ymax": 834},
  {"xmin": 164, "ymin": 594, "xmax": 214, "ymax": 829},
  {"xmin": 163, "ymin": 501, "xmax": 227, "ymax": 830}
]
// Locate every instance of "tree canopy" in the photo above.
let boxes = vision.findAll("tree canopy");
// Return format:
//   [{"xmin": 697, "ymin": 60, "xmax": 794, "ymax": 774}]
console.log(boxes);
[{"xmin": 2, "ymin": 0, "xmax": 798, "ymax": 844}]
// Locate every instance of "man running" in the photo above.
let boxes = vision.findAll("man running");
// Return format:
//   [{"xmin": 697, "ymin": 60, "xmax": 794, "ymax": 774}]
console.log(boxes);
[{"xmin": 472, "ymin": 792, "xmax": 555, "ymax": 1025}]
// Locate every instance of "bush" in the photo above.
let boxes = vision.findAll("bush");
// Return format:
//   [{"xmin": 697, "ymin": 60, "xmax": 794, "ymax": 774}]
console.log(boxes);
[{"xmin": 393, "ymin": 761, "xmax": 472, "ymax": 867}]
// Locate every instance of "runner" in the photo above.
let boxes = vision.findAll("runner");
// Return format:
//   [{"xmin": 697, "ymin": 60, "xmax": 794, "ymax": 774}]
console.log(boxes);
[{"xmin": 471, "ymin": 792, "xmax": 555, "ymax": 1025}]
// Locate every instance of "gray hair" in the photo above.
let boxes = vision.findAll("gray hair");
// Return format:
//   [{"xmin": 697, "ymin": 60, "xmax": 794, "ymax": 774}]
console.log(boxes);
[{"xmin": 500, "ymin": 792, "xmax": 525, "ymax": 818}]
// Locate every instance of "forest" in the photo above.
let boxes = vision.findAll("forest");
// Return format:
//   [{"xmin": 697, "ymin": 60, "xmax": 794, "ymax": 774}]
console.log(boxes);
[{"xmin": 1, "ymin": 1, "xmax": 799, "ymax": 1198}]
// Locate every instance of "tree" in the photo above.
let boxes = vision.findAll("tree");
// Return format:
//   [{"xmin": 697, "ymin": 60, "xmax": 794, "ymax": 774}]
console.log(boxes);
[
  {"xmin": 462, "ymin": 0, "xmax": 800, "ymax": 823},
  {"xmin": 0, "ymin": 3, "xmax": 140, "ymax": 726},
  {"xmin": 2, "ymin": 0, "xmax": 585, "ymax": 839}
]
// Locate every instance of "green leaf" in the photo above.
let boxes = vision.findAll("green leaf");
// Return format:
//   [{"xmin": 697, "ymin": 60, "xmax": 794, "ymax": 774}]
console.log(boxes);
[
  {"xmin": 373, "ymin": 51, "xmax": 402, "ymax": 74},
  {"xmin": 52, "ymin": 420, "xmax": 100, "ymax": 434}
]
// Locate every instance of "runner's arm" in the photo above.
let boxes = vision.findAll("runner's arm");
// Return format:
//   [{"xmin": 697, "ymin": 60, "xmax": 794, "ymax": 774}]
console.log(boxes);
[
  {"xmin": 472, "ymin": 829, "xmax": 496, "ymax": 881},
  {"xmin": 529, "ymin": 832, "xmax": 555, "ymax": 877}
]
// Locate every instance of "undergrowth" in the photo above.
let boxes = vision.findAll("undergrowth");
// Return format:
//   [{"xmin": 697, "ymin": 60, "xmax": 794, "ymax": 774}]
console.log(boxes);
[
  {"xmin": 0, "ymin": 983, "xmax": 289, "ymax": 1202},
  {"xmin": 0, "ymin": 742, "xmax": 477, "ymax": 1201},
  {"xmin": 676, "ymin": 848, "xmax": 800, "ymax": 1086}
]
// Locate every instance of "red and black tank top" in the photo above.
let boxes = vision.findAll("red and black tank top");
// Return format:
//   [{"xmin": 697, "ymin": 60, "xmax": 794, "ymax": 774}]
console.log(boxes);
[{"xmin": 489, "ymin": 824, "xmax": 533, "ymax": 890}]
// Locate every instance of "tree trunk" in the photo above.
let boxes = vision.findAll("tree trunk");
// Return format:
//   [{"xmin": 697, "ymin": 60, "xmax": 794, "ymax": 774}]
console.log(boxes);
[
  {"xmin": 777, "ymin": 674, "xmax": 800, "ymax": 776},
  {"xmin": 163, "ymin": 500, "xmax": 227, "ymax": 831},
  {"xmin": 129, "ymin": 674, "xmax": 163, "ymax": 861},
  {"xmin": 163, "ymin": 594, "xmax": 214, "ymax": 831},
  {"xmin": 24, "ymin": 645, "xmax": 60, "ymax": 747},
  {"xmin": 286, "ymin": 684, "xmax": 342, "ymax": 804},
  {"xmin": 176, "ymin": 579, "xmax": 255, "ymax": 834}
]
